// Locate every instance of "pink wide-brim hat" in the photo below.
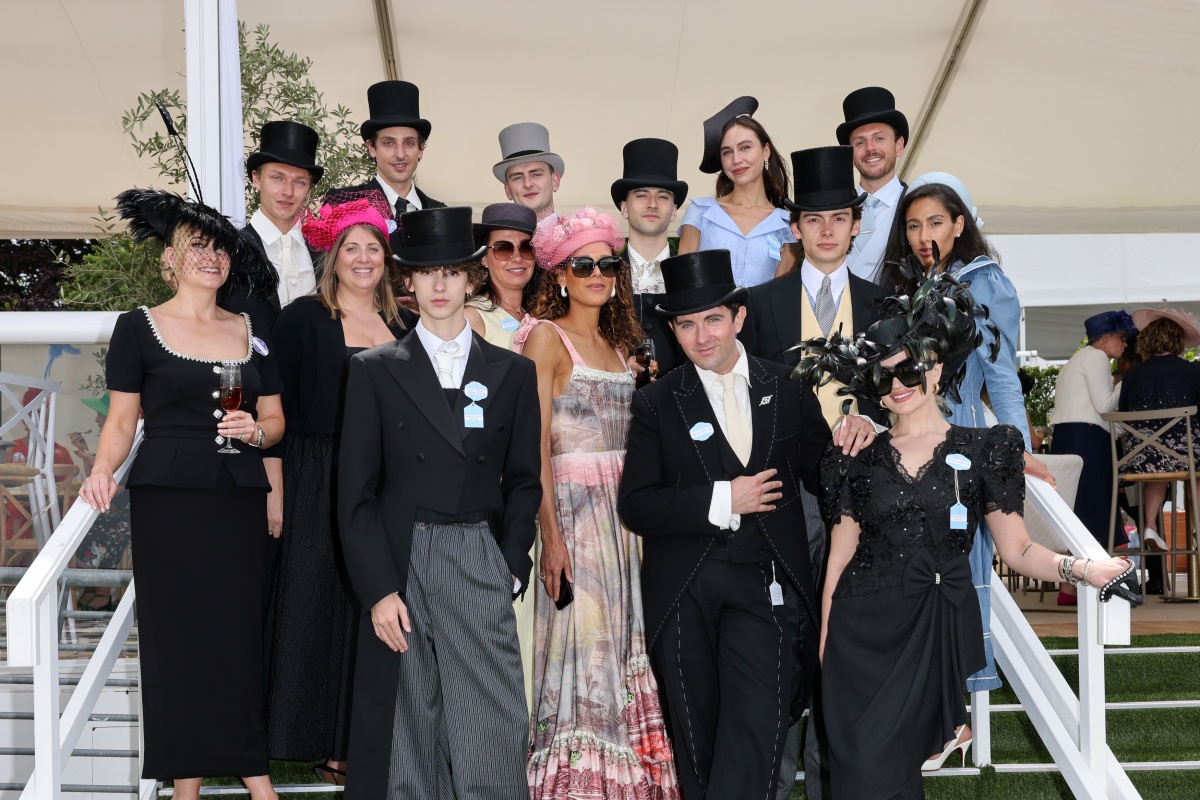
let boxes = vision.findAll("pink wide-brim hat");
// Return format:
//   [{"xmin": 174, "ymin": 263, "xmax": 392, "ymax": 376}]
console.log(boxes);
[
  {"xmin": 532, "ymin": 206, "xmax": 626, "ymax": 269},
  {"xmin": 1132, "ymin": 304, "xmax": 1200, "ymax": 349}
]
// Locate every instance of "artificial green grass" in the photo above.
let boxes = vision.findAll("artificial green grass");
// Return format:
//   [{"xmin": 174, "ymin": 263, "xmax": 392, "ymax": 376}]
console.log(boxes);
[{"xmin": 168, "ymin": 634, "xmax": 1200, "ymax": 796}]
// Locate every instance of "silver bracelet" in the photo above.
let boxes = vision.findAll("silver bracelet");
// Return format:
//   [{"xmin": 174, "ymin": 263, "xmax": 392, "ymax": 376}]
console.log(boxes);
[{"xmin": 1081, "ymin": 559, "xmax": 1094, "ymax": 585}]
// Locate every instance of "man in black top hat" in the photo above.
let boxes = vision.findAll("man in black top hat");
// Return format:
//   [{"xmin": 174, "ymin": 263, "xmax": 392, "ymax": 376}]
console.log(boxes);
[
  {"xmin": 739, "ymin": 146, "xmax": 889, "ymax": 427},
  {"xmin": 836, "ymin": 87, "xmax": 909, "ymax": 281},
  {"xmin": 619, "ymin": 250, "xmax": 864, "ymax": 799},
  {"xmin": 338, "ymin": 206, "xmax": 540, "ymax": 799},
  {"xmin": 219, "ymin": 120, "xmax": 323, "ymax": 330},
  {"xmin": 326, "ymin": 80, "xmax": 446, "ymax": 257},
  {"xmin": 611, "ymin": 137, "xmax": 689, "ymax": 376}
]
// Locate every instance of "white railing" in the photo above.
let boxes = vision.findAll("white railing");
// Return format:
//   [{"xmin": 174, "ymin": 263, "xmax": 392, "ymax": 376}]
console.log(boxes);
[
  {"xmin": 972, "ymin": 475, "xmax": 1139, "ymax": 799},
  {"xmin": 6, "ymin": 424, "xmax": 155, "ymax": 800}
]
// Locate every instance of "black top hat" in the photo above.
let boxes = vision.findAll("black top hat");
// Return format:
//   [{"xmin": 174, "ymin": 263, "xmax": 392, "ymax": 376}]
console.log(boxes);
[
  {"xmin": 473, "ymin": 202, "xmax": 537, "ymax": 248},
  {"xmin": 393, "ymin": 207, "xmax": 487, "ymax": 268},
  {"xmin": 245, "ymin": 121, "xmax": 324, "ymax": 182},
  {"xmin": 699, "ymin": 96, "xmax": 759, "ymax": 174},
  {"xmin": 783, "ymin": 146, "xmax": 867, "ymax": 213},
  {"xmin": 835, "ymin": 87, "xmax": 909, "ymax": 146},
  {"xmin": 361, "ymin": 81, "xmax": 431, "ymax": 141},
  {"xmin": 655, "ymin": 250, "xmax": 747, "ymax": 318},
  {"xmin": 610, "ymin": 138, "xmax": 689, "ymax": 208}
]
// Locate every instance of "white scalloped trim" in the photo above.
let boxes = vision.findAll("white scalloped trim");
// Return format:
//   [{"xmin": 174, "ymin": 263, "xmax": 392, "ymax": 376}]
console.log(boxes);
[
  {"xmin": 140, "ymin": 306, "xmax": 254, "ymax": 364},
  {"xmin": 572, "ymin": 365, "xmax": 634, "ymax": 385}
]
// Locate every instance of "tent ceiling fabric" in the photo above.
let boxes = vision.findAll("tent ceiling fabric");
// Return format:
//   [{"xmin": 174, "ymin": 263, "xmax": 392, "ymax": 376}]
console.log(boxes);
[{"xmin": 6, "ymin": 0, "xmax": 1200, "ymax": 240}]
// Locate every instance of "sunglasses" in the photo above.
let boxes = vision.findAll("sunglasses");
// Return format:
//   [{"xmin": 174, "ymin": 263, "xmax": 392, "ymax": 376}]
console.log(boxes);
[
  {"xmin": 565, "ymin": 256, "xmax": 623, "ymax": 279},
  {"xmin": 488, "ymin": 240, "xmax": 534, "ymax": 262},
  {"xmin": 870, "ymin": 357, "xmax": 933, "ymax": 397}
]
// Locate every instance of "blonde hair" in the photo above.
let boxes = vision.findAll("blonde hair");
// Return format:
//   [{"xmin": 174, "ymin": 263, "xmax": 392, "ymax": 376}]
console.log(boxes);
[
  {"xmin": 314, "ymin": 223, "xmax": 406, "ymax": 328},
  {"xmin": 1136, "ymin": 317, "xmax": 1185, "ymax": 358}
]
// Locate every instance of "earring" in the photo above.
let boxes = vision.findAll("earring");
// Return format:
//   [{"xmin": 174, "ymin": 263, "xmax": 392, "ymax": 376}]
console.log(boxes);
[
  {"xmin": 933, "ymin": 382, "xmax": 941, "ymax": 394},
  {"xmin": 610, "ymin": 286, "xmax": 617, "ymax": 299},
  {"xmin": 560, "ymin": 285, "xmax": 567, "ymax": 298}
]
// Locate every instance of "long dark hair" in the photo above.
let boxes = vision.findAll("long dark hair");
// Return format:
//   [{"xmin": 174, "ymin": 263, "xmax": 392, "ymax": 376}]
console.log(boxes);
[
  {"xmin": 877, "ymin": 183, "xmax": 996, "ymax": 290},
  {"xmin": 713, "ymin": 116, "xmax": 791, "ymax": 209},
  {"xmin": 475, "ymin": 230, "xmax": 539, "ymax": 312}
]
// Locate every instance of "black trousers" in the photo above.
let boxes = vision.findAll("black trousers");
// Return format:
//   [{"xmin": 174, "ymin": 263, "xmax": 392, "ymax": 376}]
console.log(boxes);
[{"xmin": 653, "ymin": 558, "xmax": 800, "ymax": 800}]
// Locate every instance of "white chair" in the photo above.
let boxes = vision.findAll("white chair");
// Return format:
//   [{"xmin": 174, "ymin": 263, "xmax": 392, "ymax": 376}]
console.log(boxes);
[{"xmin": 0, "ymin": 374, "xmax": 63, "ymax": 561}]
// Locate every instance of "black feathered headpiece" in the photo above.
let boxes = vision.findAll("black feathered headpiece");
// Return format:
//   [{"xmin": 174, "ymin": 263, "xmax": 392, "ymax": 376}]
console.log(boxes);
[
  {"xmin": 115, "ymin": 188, "xmax": 278, "ymax": 300},
  {"xmin": 791, "ymin": 270, "xmax": 999, "ymax": 405}
]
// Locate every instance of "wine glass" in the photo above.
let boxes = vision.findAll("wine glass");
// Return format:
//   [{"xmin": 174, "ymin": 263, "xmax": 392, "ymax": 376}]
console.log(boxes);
[
  {"xmin": 634, "ymin": 337, "xmax": 658, "ymax": 389},
  {"xmin": 216, "ymin": 363, "xmax": 242, "ymax": 454}
]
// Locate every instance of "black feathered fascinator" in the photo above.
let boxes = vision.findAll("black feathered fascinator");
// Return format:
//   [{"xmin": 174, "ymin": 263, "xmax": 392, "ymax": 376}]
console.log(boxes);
[
  {"xmin": 115, "ymin": 188, "xmax": 278, "ymax": 300},
  {"xmin": 791, "ymin": 270, "xmax": 999, "ymax": 405}
]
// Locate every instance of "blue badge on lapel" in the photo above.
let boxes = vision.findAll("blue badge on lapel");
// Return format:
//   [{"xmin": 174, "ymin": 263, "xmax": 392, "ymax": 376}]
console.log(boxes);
[
  {"xmin": 500, "ymin": 317, "xmax": 521, "ymax": 332},
  {"xmin": 689, "ymin": 422, "xmax": 715, "ymax": 442},
  {"xmin": 251, "ymin": 336, "xmax": 269, "ymax": 356},
  {"xmin": 463, "ymin": 381, "xmax": 487, "ymax": 429}
]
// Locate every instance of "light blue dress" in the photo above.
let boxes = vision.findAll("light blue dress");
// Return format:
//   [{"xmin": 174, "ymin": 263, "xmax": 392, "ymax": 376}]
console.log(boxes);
[
  {"xmin": 679, "ymin": 197, "xmax": 795, "ymax": 287},
  {"xmin": 945, "ymin": 255, "xmax": 1032, "ymax": 693}
]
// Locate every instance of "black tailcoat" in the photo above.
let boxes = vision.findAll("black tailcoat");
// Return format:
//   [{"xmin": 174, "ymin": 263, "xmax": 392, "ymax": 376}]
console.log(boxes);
[
  {"xmin": 217, "ymin": 225, "xmax": 323, "ymax": 331},
  {"xmin": 337, "ymin": 331, "xmax": 541, "ymax": 798},
  {"xmin": 738, "ymin": 269, "xmax": 889, "ymax": 422},
  {"xmin": 617, "ymin": 356, "xmax": 830, "ymax": 717}
]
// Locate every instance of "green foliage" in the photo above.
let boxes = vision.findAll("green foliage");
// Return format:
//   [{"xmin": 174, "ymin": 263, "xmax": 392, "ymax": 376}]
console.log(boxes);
[
  {"xmin": 62, "ymin": 22, "xmax": 372, "ymax": 311},
  {"xmin": 59, "ymin": 210, "xmax": 174, "ymax": 311},
  {"xmin": 1020, "ymin": 365, "xmax": 1060, "ymax": 427}
]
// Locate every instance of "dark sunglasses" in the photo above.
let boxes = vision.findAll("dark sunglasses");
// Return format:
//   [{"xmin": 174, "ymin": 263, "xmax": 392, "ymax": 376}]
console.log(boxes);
[
  {"xmin": 565, "ymin": 256, "xmax": 622, "ymax": 279},
  {"xmin": 869, "ymin": 357, "xmax": 933, "ymax": 397},
  {"xmin": 488, "ymin": 240, "xmax": 534, "ymax": 262}
]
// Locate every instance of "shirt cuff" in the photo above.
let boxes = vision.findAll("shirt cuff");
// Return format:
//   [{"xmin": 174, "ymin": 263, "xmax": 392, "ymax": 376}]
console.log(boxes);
[
  {"xmin": 708, "ymin": 481, "xmax": 741, "ymax": 531},
  {"xmin": 834, "ymin": 413, "xmax": 888, "ymax": 435}
]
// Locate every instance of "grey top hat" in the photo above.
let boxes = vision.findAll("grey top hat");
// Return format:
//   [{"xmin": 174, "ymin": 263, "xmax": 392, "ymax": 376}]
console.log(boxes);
[{"xmin": 492, "ymin": 123, "xmax": 565, "ymax": 182}]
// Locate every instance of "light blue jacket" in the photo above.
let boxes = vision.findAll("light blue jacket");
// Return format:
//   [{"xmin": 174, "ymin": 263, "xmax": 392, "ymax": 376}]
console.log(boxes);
[{"xmin": 945, "ymin": 255, "xmax": 1031, "ymax": 693}]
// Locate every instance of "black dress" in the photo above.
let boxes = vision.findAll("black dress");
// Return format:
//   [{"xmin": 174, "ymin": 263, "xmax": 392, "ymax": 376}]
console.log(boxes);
[
  {"xmin": 106, "ymin": 307, "xmax": 281, "ymax": 780},
  {"xmin": 819, "ymin": 425, "xmax": 1026, "ymax": 800},
  {"xmin": 1118, "ymin": 354, "xmax": 1200, "ymax": 474},
  {"xmin": 263, "ymin": 297, "xmax": 416, "ymax": 760}
]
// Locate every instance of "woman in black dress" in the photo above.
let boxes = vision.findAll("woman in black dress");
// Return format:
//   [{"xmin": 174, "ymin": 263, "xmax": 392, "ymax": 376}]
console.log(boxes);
[
  {"xmin": 261, "ymin": 196, "xmax": 415, "ymax": 782},
  {"xmin": 798, "ymin": 275, "xmax": 1135, "ymax": 799},
  {"xmin": 81, "ymin": 190, "xmax": 284, "ymax": 799},
  {"xmin": 1119, "ymin": 308, "xmax": 1200, "ymax": 550}
]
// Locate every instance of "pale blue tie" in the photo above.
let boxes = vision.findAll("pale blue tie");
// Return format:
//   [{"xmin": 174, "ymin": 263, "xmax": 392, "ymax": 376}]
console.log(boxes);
[{"xmin": 854, "ymin": 194, "xmax": 882, "ymax": 257}]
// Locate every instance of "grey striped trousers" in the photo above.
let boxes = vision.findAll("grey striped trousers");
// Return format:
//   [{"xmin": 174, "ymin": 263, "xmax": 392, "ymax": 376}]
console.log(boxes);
[{"xmin": 385, "ymin": 521, "xmax": 528, "ymax": 799}]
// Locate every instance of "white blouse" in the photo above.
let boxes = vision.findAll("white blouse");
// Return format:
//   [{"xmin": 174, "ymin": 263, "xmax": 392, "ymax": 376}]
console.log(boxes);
[{"xmin": 1052, "ymin": 345, "xmax": 1122, "ymax": 429}]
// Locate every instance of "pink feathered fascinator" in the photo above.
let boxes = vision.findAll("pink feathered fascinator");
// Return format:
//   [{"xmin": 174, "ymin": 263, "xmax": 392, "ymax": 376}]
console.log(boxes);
[
  {"xmin": 301, "ymin": 191, "xmax": 394, "ymax": 252},
  {"xmin": 532, "ymin": 206, "xmax": 626, "ymax": 269}
]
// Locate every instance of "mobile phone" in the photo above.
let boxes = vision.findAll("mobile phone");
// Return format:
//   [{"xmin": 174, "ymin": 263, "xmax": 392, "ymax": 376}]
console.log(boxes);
[{"xmin": 555, "ymin": 570, "xmax": 574, "ymax": 610}]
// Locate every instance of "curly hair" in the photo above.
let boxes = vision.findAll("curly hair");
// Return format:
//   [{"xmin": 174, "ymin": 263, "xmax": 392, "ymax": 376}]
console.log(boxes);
[
  {"xmin": 1136, "ymin": 317, "xmax": 1186, "ymax": 358},
  {"xmin": 527, "ymin": 260, "xmax": 643, "ymax": 357}
]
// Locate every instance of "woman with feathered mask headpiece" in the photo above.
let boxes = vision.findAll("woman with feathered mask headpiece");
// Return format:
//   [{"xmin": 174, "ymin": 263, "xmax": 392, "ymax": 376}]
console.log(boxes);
[
  {"xmin": 80, "ymin": 189, "xmax": 285, "ymax": 799},
  {"xmin": 794, "ymin": 275, "xmax": 1138, "ymax": 799}
]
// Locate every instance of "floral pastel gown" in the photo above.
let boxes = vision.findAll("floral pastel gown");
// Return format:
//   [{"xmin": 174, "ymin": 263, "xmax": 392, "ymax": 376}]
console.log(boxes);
[{"xmin": 515, "ymin": 318, "xmax": 679, "ymax": 800}]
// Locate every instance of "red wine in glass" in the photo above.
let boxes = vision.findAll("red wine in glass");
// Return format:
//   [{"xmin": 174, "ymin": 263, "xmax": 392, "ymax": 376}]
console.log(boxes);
[{"xmin": 217, "ymin": 363, "xmax": 242, "ymax": 454}]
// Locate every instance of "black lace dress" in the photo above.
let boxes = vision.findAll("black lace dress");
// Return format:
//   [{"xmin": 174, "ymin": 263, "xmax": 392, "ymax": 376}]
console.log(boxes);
[{"xmin": 819, "ymin": 425, "xmax": 1026, "ymax": 799}]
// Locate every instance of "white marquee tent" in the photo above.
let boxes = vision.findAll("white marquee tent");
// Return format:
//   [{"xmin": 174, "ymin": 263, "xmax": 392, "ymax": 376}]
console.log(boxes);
[{"xmin": 4, "ymin": 0, "xmax": 1200, "ymax": 358}]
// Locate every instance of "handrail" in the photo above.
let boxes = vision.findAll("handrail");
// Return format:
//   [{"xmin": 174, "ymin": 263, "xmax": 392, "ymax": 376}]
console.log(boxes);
[
  {"xmin": 6, "ymin": 424, "xmax": 152, "ymax": 800},
  {"xmin": 976, "ymin": 475, "xmax": 1138, "ymax": 799}
]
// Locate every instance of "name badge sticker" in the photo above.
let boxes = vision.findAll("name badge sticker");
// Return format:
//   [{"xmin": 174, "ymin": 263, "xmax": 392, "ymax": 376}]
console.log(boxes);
[
  {"xmin": 945, "ymin": 453, "xmax": 972, "ymax": 471},
  {"xmin": 464, "ymin": 381, "xmax": 489, "ymax": 402},
  {"xmin": 464, "ymin": 403, "xmax": 484, "ymax": 429},
  {"xmin": 500, "ymin": 317, "xmax": 521, "ymax": 332},
  {"xmin": 251, "ymin": 336, "xmax": 269, "ymax": 356},
  {"xmin": 949, "ymin": 502, "xmax": 969, "ymax": 530},
  {"xmin": 689, "ymin": 422, "xmax": 715, "ymax": 442}
]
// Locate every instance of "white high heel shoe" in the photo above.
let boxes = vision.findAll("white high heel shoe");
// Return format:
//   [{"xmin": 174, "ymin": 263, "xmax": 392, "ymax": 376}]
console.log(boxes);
[
  {"xmin": 1142, "ymin": 528, "xmax": 1168, "ymax": 552},
  {"xmin": 922, "ymin": 725, "xmax": 972, "ymax": 771}
]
